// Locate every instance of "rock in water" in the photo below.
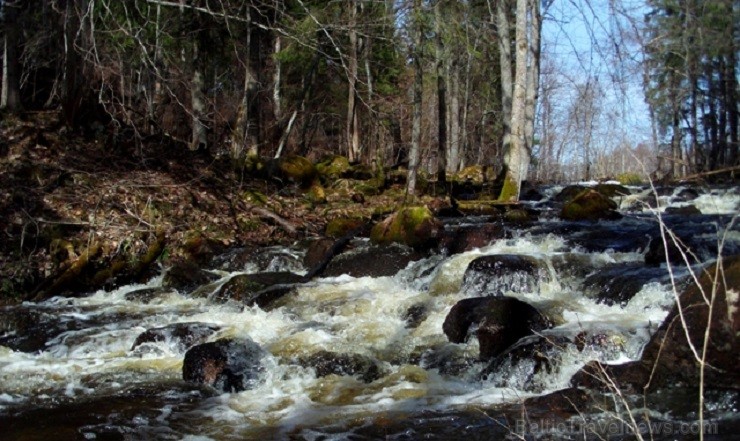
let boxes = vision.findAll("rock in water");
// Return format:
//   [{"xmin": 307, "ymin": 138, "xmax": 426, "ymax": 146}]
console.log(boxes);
[
  {"xmin": 182, "ymin": 338, "xmax": 265, "ymax": 393},
  {"xmin": 131, "ymin": 322, "xmax": 220, "ymax": 352},
  {"xmin": 443, "ymin": 296, "xmax": 551, "ymax": 360},
  {"xmin": 462, "ymin": 254, "xmax": 546, "ymax": 296}
]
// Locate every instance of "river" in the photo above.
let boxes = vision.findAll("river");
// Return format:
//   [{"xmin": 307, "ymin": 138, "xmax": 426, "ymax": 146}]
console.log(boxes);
[{"xmin": 1, "ymin": 184, "xmax": 738, "ymax": 440}]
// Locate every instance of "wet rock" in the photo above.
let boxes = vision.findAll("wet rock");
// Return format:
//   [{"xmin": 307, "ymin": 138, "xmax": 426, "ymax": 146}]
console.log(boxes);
[
  {"xmin": 214, "ymin": 272, "xmax": 304, "ymax": 308},
  {"xmin": 403, "ymin": 303, "xmax": 430, "ymax": 329},
  {"xmin": 370, "ymin": 206, "xmax": 443, "ymax": 250},
  {"xmin": 582, "ymin": 263, "xmax": 674, "ymax": 305},
  {"xmin": 438, "ymin": 223, "xmax": 504, "ymax": 255},
  {"xmin": 131, "ymin": 322, "xmax": 220, "ymax": 352},
  {"xmin": 182, "ymin": 338, "xmax": 265, "ymax": 393},
  {"xmin": 0, "ymin": 306, "xmax": 81, "ymax": 352},
  {"xmin": 162, "ymin": 260, "xmax": 218, "ymax": 293},
  {"xmin": 323, "ymin": 244, "xmax": 423, "ymax": 278},
  {"xmin": 560, "ymin": 189, "xmax": 621, "ymax": 221},
  {"xmin": 415, "ymin": 344, "xmax": 477, "ymax": 376},
  {"xmin": 553, "ymin": 185, "xmax": 588, "ymax": 203},
  {"xmin": 481, "ymin": 335, "xmax": 570, "ymax": 391},
  {"xmin": 644, "ymin": 233, "xmax": 694, "ymax": 266},
  {"xmin": 664, "ymin": 204, "xmax": 702, "ymax": 215},
  {"xmin": 675, "ymin": 186, "xmax": 702, "ymax": 202},
  {"xmin": 298, "ymin": 350, "xmax": 383, "ymax": 383},
  {"xmin": 303, "ymin": 238, "xmax": 336, "ymax": 270},
  {"xmin": 594, "ymin": 183, "xmax": 631, "ymax": 198},
  {"xmin": 573, "ymin": 255, "xmax": 740, "ymax": 392},
  {"xmin": 442, "ymin": 296, "xmax": 552, "ymax": 360},
  {"xmin": 461, "ymin": 254, "xmax": 547, "ymax": 296},
  {"xmin": 124, "ymin": 287, "xmax": 172, "ymax": 303}
]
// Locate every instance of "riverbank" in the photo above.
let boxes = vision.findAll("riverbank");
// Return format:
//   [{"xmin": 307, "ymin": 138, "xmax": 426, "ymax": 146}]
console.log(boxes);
[{"xmin": 1, "ymin": 111, "xmax": 434, "ymax": 303}]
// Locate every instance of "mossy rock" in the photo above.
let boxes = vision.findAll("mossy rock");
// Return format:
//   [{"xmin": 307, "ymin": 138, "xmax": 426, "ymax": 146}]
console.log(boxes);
[
  {"xmin": 316, "ymin": 155, "xmax": 351, "ymax": 180},
  {"xmin": 553, "ymin": 185, "xmax": 588, "ymax": 203},
  {"xmin": 277, "ymin": 155, "xmax": 317, "ymax": 188},
  {"xmin": 560, "ymin": 189, "xmax": 621, "ymax": 221},
  {"xmin": 370, "ymin": 206, "xmax": 442, "ymax": 250},
  {"xmin": 307, "ymin": 181, "xmax": 327, "ymax": 204},
  {"xmin": 453, "ymin": 165, "xmax": 493, "ymax": 184},
  {"xmin": 242, "ymin": 189, "xmax": 267, "ymax": 206},
  {"xmin": 594, "ymin": 183, "xmax": 631, "ymax": 198},
  {"xmin": 325, "ymin": 218, "xmax": 366, "ymax": 238}
]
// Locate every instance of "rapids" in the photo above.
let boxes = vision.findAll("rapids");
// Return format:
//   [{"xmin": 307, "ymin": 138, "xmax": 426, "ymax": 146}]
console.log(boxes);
[{"xmin": 1, "ymin": 184, "xmax": 738, "ymax": 440}]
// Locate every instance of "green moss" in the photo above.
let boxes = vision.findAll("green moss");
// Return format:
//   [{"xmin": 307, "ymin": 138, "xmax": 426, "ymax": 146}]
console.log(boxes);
[
  {"xmin": 325, "ymin": 218, "xmax": 365, "ymax": 238},
  {"xmin": 497, "ymin": 173, "xmax": 519, "ymax": 202},
  {"xmin": 279, "ymin": 155, "xmax": 317, "ymax": 188},
  {"xmin": 242, "ymin": 189, "xmax": 267, "ymax": 206},
  {"xmin": 308, "ymin": 181, "xmax": 327, "ymax": 204},
  {"xmin": 316, "ymin": 155, "xmax": 351, "ymax": 180},
  {"xmin": 616, "ymin": 172, "xmax": 644, "ymax": 185}
]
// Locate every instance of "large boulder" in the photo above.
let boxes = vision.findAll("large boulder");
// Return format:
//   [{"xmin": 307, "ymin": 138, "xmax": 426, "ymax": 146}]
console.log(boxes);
[
  {"xmin": 560, "ymin": 189, "xmax": 621, "ymax": 221},
  {"xmin": 442, "ymin": 296, "xmax": 552, "ymax": 360},
  {"xmin": 370, "ymin": 206, "xmax": 442, "ymax": 250},
  {"xmin": 131, "ymin": 322, "xmax": 220, "ymax": 352},
  {"xmin": 572, "ymin": 255, "xmax": 740, "ymax": 392},
  {"xmin": 297, "ymin": 350, "xmax": 384, "ymax": 383},
  {"xmin": 323, "ymin": 244, "xmax": 423, "ymax": 278},
  {"xmin": 462, "ymin": 254, "xmax": 547, "ymax": 296},
  {"xmin": 182, "ymin": 338, "xmax": 265, "ymax": 393}
]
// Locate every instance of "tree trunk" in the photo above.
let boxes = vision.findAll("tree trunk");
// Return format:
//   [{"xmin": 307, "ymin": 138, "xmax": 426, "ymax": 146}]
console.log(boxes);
[
  {"xmin": 498, "ymin": 0, "xmax": 531, "ymax": 201},
  {"xmin": 496, "ymin": 0, "xmax": 513, "ymax": 158},
  {"xmin": 346, "ymin": 0, "xmax": 361, "ymax": 162},
  {"xmin": 406, "ymin": 0, "xmax": 423, "ymax": 197},
  {"xmin": 190, "ymin": 42, "xmax": 208, "ymax": 152},
  {"xmin": 448, "ymin": 61, "xmax": 461, "ymax": 173},
  {"xmin": 231, "ymin": 14, "xmax": 260, "ymax": 159},
  {"xmin": 1, "ymin": 1, "xmax": 22, "ymax": 111},
  {"xmin": 435, "ymin": 0, "xmax": 447, "ymax": 184},
  {"xmin": 62, "ymin": 0, "xmax": 88, "ymax": 128}
]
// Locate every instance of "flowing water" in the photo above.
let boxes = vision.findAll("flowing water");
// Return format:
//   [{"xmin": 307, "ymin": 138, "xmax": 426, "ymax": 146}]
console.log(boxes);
[{"xmin": 1, "ymin": 185, "xmax": 738, "ymax": 440}]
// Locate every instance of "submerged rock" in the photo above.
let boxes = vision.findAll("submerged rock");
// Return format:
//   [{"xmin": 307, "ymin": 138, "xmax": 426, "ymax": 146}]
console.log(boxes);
[
  {"xmin": 582, "ymin": 263, "xmax": 676, "ymax": 305},
  {"xmin": 442, "ymin": 296, "xmax": 552, "ymax": 360},
  {"xmin": 131, "ymin": 322, "xmax": 220, "ymax": 352},
  {"xmin": 462, "ymin": 254, "xmax": 547, "ymax": 296},
  {"xmin": 298, "ymin": 350, "xmax": 384, "ymax": 383},
  {"xmin": 182, "ymin": 338, "xmax": 265, "ymax": 393},
  {"xmin": 481, "ymin": 335, "xmax": 570, "ymax": 392}
]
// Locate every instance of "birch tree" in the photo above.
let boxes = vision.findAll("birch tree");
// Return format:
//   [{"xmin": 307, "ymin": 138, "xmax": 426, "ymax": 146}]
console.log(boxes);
[{"xmin": 498, "ymin": 0, "xmax": 540, "ymax": 201}]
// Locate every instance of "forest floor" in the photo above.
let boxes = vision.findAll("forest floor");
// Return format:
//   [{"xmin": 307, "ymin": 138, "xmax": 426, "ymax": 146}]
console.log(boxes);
[{"xmin": 0, "ymin": 111, "xmax": 421, "ymax": 304}]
